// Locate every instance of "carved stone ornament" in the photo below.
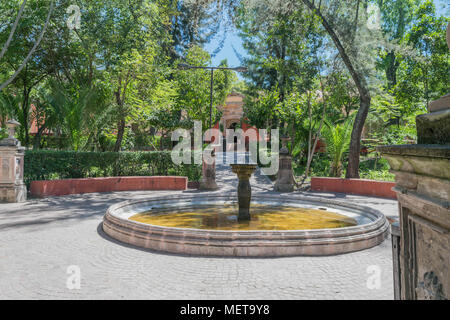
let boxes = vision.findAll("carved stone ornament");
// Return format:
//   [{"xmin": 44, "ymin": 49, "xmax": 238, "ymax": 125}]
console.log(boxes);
[{"xmin": 415, "ymin": 271, "xmax": 446, "ymax": 300}]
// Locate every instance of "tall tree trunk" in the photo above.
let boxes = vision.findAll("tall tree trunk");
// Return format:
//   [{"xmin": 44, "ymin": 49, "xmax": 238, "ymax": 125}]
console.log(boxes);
[
  {"xmin": 32, "ymin": 126, "xmax": 46, "ymax": 149},
  {"xmin": 22, "ymin": 87, "xmax": 30, "ymax": 147},
  {"xmin": 302, "ymin": 0, "xmax": 371, "ymax": 178},
  {"xmin": 346, "ymin": 94, "xmax": 370, "ymax": 178},
  {"xmin": 114, "ymin": 118, "xmax": 125, "ymax": 152},
  {"xmin": 386, "ymin": 50, "xmax": 398, "ymax": 88}
]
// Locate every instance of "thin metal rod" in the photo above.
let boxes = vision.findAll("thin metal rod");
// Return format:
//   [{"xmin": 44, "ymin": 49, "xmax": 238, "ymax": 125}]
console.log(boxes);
[
  {"xmin": 183, "ymin": 66, "xmax": 241, "ymax": 71},
  {"xmin": 210, "ymin": 69, "xmax": 214, "ymax": 130}
]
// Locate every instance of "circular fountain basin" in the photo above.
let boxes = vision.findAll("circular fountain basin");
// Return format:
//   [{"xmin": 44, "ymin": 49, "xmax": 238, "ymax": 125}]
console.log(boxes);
[{"xmin": 102, "ymin": 194, "xmax": 390, "ymax": 257}]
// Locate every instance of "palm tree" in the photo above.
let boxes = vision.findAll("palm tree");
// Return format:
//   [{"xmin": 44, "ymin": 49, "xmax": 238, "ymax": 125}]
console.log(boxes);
[{"xmin": 322, "ymin": 117, "xmax": 353, "ymax": 177}]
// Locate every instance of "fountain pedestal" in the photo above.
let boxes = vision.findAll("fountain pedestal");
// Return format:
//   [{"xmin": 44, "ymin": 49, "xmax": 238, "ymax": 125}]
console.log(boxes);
[{"xmin": 231, "ymin": 164, "xmax": 257, "ymax": 221}]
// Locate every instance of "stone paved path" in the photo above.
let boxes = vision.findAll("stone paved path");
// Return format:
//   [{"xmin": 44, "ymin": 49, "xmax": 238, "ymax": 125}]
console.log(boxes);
[{"xmin": 0, "ymin": 156, "xmax": 398, "ymax": 299}]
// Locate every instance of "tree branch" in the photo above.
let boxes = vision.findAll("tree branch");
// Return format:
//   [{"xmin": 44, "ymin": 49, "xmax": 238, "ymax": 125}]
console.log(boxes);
[
  {"xmin": 0, "ymin": 1, "xmax": 55, "ymax": 92},
  {"xmin": 0, "ymin": 0, "xmax": 27, "ymax": 61}
]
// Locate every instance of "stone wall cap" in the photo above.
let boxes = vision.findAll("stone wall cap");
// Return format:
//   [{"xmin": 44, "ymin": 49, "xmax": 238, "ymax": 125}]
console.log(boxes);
[
  {"xmin": 0, "ymin": 138, "xmax": 21, "ymax": 147},
  {"xmin": 429, "ymin": 94, "xmax": 450, "ymax": 113},
  {"xmin": 377, "ymin": 144, "xmax": 450, "ymax": 158}
]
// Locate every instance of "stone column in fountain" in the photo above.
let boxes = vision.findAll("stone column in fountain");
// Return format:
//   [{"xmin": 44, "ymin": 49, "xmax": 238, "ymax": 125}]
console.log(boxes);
[
  {"xmin": 231, "ymin": 164, "xmax": 257, "ymax": 221},
  {"xmin": 199, "ymin": 150, "xmax": 219, "ymax": 191},
  {"xmin": 0, "ymin": 120, "xmax": 27, "ymax": 203},
  {"xmin": 274, "ymin": 136, "xmax": 294, "ymax": 192},
  {"xmin": 377, "ymin": 22, "xmax": 450, "ymax": 300}
]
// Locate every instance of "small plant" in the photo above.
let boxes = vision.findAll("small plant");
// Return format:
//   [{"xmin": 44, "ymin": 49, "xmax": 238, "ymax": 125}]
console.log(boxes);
[{"xmin": 321, "ymin": 118, "xmax": 353, "ymax": 177}]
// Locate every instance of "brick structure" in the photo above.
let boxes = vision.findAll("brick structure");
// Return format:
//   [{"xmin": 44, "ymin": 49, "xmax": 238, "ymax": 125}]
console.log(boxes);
[{"xmin": 30, "ymin": 176, "xmax": 188, "ymax": 197}]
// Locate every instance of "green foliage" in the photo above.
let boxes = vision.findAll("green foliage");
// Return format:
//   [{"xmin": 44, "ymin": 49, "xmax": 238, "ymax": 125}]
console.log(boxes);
[
  {"xmin": 24, "ymin": 150, "xmax": 201, "ymax": 187},
  {"xmin": 359, "ymin": 157, "xmax": 395, "ymax": 181},
  {"xmin": 321, "ymin": 117, "xmax": 353, "ymax": 177}
]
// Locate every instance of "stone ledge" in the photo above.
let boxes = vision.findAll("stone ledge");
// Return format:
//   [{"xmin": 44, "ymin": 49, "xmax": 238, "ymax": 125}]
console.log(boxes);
[
  {"xmin": 429, "ymin": 94, "xmax": 450, "ymax": 112},
  {"xmin": 377, "ymin": 144, "xmax": 450, "ymax": 158}
]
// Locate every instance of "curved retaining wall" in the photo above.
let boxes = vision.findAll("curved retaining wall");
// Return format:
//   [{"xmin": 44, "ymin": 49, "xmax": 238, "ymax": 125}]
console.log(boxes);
[
  {"xmin": 30, "ymin": 176, "xmax": 188, "ymax": 197},
  {"xmin": 103, "ymin": 194, "xmax": 390, "ymax": 257},
  {"xmin": 311, "ymin": 177, "xmax": 396, "ymax": 199}
]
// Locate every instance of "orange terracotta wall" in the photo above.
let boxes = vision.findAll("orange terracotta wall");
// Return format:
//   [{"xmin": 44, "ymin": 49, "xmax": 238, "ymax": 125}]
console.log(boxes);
[
  {"xmin": 30, "ymin": 176, "xmax": 188, "ymax": 197},
  {"xmin": 311, "ymin": 177, "xmax": 397, "ymax": 199}
]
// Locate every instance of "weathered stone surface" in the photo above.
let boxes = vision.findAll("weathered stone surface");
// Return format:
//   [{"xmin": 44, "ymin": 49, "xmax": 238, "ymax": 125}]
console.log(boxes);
[
  {"xmin": 416, "ymin": 109, "xmax": 450, "ymax": 144},
  {"xmin": 230, "ymin": 164, "xmax": 257, "ymax": 221},
  {"xmin": 378, "ymin": 145, "xmax": 450, "ymax": 180},
  {"xmin": 199, "ymin": 157, "xmax": 219, "ymax": 191},
  {"xmin": 0, "ymin": 144, "xmax": 26, "ymax": 203},
  {"xmin": 274, "ymin": 149, "xmax": 294, "ymax": 193},
  {"xmin": 391, "ymin": 222, "xmax": 401, "ymax": 300},
  {"xmin": 379, "ymin": 143, "xmax": 450, "ymax": 300}
]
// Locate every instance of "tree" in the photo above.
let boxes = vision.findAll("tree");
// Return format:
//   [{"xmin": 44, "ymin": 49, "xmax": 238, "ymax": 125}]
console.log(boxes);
[
  {"xmin": 175, "ymin": 45, "xmax": 235, "ymax": 131},
  {"xmin": 0, "ymin": 0, "xmax": 55, "ymax": 92},
  {"xmin": 300, "ymin": 0, "xmax": 378, "ymax": 178},
  {"xmin": 235, "ymin": 0, "xmax": 322, "ymax": 102},
  {"xmin": 377, "ymin": 0, "xmax": 420, "ymax": 89},
  {"xmin": 0, "ymin": 0, "xmax": 57, "ymax": 145},
  {"xmin": 396, "ymin": 1, "xmax": 449, "ymax": 110}
]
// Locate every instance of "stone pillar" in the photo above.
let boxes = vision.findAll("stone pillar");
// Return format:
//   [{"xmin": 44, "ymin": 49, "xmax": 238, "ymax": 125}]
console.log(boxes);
[
  {"xmin": 231, "ymin": 164, "xmax": 257, "ymax": 221},
  {"xmin": 377, "ymin": 22, "xmax": 450, "ymax": 300},
  {"xmin": 199, "ymin": 152, "xmax": 219, "ymax": 191},
  {"xmin": 391, "ymin": 222, "xmax": 401, "ymax": 300},
  {"xmin": 0, "ymin": 120, "xmax": 27, "ymax": 203},
  {"xmin": 274, "ymin": 136, "xmax": 294, "ymax": 192}
]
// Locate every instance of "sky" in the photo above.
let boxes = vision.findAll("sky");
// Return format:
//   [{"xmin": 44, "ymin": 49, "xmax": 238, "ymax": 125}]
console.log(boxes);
[{"xmin": 204, "ymin": 0, "xmax": 449, "ymax": 75}]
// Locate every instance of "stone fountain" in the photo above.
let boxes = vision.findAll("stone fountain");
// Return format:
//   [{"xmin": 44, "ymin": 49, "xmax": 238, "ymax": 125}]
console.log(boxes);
[
  {"xmin": 103, "ymin": 131, "xmax": 389, "ymax": 257},
  {"xmin": 103, "ymin": 157, "xmax": 389, "ymax": 256},
  {"xmin": 230, "ymin": 163, "xmax": 257, "ymax": 221}
]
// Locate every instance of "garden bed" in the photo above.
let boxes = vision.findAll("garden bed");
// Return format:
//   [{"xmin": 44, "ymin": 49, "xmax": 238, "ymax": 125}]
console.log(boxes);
[
  {"xmin": 311, "ymin": 177, "xmax": 396, "ymax": 199},
  {"xmin": 30, "ymin": 176, "xmax": 188, "ymax": 197}
]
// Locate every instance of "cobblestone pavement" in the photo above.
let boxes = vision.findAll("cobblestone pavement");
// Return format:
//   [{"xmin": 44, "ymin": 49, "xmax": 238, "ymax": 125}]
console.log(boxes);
[{"xmin": 0, "ymin": 157, "xmax": 398, "ymax": 299}]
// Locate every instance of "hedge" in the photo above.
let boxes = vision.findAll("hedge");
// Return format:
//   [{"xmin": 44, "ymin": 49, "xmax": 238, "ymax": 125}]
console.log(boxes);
[{"xmin": 24, "ymin": 150, "xmax": 202, "ymax": 187}]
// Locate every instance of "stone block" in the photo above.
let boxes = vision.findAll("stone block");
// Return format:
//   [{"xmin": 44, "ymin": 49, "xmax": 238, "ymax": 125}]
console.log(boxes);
[{"xmin": 416, "ymin": 109, "xmax": 450, "ymax": 144}]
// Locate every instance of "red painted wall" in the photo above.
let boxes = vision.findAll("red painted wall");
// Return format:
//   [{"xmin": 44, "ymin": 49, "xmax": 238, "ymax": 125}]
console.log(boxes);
[
  {"xmin": 311, "ymin": 177, "xmax": 397, "ymax": 199},
  {"xmin": 30, "ymin": 176, "xmax": 188, "ymax": 197}
]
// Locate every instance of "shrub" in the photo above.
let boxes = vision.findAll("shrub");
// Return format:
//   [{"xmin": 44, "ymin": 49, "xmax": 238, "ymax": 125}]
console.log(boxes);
[{"xmin": 24, "ymin": 150, "xmax": 201, "ymax": 187}]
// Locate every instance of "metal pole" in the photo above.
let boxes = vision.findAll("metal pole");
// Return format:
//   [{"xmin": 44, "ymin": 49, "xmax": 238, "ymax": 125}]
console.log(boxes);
[{"xmin": 209, "ymin": 68, "xmax": 214, "ymax": 130}]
